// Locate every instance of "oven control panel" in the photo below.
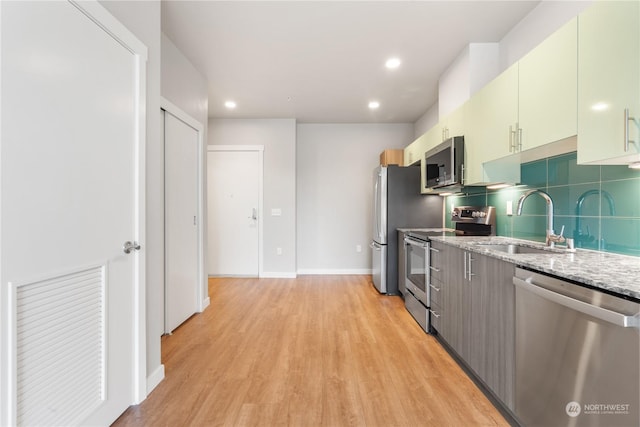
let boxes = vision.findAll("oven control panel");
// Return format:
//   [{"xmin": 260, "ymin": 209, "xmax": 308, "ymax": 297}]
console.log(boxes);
[{"xmin": 451, "ymin": 206, "xmax": 496, "ymax": 224}]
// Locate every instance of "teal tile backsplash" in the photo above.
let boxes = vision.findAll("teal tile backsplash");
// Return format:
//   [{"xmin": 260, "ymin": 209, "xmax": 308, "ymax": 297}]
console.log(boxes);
[{"xmin": 445, "ymin": 152, "xmax": 640, "ymax": 256}]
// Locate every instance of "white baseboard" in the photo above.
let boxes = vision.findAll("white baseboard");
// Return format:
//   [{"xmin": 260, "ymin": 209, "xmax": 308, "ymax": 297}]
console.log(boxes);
[
  {"xmin": 146, "ymin": 364, "xmax": 165, "ymax": 395},
  {"xmin": 259, "ymin": 272, "xmax": 297, "ymax": 279},
  {"xmin": 200, "ymin": 296, "xmax": 210, "ymax": 311},
  {"xmin": 297, "ymin": 269, "xmax": 372, "ymax": 275}
]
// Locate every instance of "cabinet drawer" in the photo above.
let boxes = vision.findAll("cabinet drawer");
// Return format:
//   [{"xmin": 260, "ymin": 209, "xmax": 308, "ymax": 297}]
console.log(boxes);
[
  {"xmin": 430, "ymin": 301, "xmax": 443, "ymax": 333},
  {"xmin": 429, "ymin": 277, "xmax": 443, "ymax": 307},
  {"xmin": 429, "ymin": 243, "xmax": 445, "ymax": 282},
  {"xmin": 405, "ymin": 294, "xmax": 428, "ymax": 333}
]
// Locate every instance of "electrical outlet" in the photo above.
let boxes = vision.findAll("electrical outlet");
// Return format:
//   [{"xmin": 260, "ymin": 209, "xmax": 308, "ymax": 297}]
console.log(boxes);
[
  {"xmin": 356, "ymin": 244, "xmax": 362, "ymax": 253},
  {"xmin": 506, "ymin": 201, "xmax": 513, "ymax": 216},
  {"xmin": 276, "ymin": 247, "xmax": 282, "ymax": 255}
]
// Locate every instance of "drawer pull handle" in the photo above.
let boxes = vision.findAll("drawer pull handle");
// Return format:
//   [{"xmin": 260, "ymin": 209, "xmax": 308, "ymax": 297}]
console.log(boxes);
[{"xmin": 429, "ymin": 309, "xmax": 441, "ymax": 318}]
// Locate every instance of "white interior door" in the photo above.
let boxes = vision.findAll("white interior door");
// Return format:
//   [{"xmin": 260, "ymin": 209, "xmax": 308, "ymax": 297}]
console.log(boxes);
[
  {"xmin": 207, "ymin": 148, "xmax": 262, "ymax": 276},
  {"xmin": 1, "ymin": 2, "xmax": 146, "ymax": 426},
  {"xmin": 164, "ymin": 110, "xmax": 200, "ymax": 333}
]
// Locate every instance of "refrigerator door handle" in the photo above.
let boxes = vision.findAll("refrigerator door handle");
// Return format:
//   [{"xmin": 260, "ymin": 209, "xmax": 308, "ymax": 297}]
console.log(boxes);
[{"xmin": 374, "ymin": 178, "xmax": 380, "ymax": 240}]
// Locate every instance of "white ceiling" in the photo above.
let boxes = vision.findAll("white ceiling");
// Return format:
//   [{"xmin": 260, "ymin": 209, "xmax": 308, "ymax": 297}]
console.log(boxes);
[{"xmin": 161, "ymin": 1, "xmax": 540, "ymax": 123}]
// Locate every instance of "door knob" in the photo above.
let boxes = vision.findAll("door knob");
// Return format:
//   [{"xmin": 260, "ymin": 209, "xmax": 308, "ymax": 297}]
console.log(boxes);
[{"xmin": 123, "ymin": 241, "xmax": 141, "ymax": 254}]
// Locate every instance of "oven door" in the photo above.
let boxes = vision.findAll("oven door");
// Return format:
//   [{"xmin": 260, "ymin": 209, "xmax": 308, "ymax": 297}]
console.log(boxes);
[{"xmin": 404, "ymin": 237, "xmax": 429, "ymax": 306}]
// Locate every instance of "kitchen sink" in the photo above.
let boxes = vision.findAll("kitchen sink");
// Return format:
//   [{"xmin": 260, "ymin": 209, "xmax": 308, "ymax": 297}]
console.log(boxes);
[{"xmin": 476, "ymin": 243, "xmax": 552, "ymax": 255}]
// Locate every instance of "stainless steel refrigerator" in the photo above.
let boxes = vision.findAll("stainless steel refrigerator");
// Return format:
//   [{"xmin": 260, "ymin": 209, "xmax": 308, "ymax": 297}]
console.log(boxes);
[{"xmin": 371, "ymin": 165, "xmax": 443, "ymax": 295}]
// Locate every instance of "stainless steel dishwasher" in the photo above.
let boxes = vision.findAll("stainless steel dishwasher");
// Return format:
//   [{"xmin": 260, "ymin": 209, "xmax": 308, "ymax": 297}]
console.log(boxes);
[{"xmin": 513, "ymin": 268, "xmax": 640, "ymax": 427}]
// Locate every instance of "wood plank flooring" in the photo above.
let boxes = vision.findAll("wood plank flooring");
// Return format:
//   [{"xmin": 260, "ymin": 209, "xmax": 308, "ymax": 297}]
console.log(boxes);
[{"xmin": 112, "ymin": 276, "xmax": 508, "ymax": 426}]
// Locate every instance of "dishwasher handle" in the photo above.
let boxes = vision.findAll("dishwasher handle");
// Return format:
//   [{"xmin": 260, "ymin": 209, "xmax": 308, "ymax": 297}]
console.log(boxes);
[{"xmin": 513, "ymin": 276, "xmax": 640, "ymax": 329}]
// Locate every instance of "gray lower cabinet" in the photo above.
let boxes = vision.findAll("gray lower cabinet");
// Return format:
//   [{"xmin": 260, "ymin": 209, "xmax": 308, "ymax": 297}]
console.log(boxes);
[
  {"xmin": 435, "ymin": 243, "xmax": 515, "ymax": 411},
  {"xmin": 470, "ymin": 252, "xmax": 515, "ymax": 410},
  {"xmin": 397, "ymin": 230, "xmax": 407, "ymax": 295}
]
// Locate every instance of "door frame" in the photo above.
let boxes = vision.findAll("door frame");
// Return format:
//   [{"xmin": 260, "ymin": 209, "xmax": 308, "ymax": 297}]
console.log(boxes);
[
  {"xmin": 207, "ymin": 145, "xmax": 264, "ymax": 277},
  {"xmin": 0, "ymin": 0, "xmax": 148, "ymax": 422},
  {"xmin": 161, "ymin": 98, "xmax": 207, "ymax": 318}
]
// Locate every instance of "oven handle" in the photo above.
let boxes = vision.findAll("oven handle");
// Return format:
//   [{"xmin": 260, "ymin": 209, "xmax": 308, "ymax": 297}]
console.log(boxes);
[
  {"xmin": 513, "ymin": 276, "xmax": 640, "ymax": 328},
  {"xmin": 404, "ymin": 237, "xmax": 428, "ymax": 248}
]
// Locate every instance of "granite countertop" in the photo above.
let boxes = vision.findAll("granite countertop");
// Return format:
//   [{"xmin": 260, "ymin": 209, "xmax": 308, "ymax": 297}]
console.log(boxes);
[{"xmin": 429, "ymin": 235, "xmax": 640, "ymax": 301}]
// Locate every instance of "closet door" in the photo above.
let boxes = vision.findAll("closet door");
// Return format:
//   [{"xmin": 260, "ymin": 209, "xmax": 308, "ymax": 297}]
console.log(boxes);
[{"xmin": 164, "ymin": 110, "xmax": 200, "ymax": 333}]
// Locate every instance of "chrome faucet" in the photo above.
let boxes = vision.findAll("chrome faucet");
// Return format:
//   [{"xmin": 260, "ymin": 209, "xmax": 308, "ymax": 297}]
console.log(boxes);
[
  {"xmin": 516, "ymin": 189, "xmax": 566, "ymax": 247},
  {"xmin": 574, "ymin": 189, "xmax": 616, "ymax": 247}
]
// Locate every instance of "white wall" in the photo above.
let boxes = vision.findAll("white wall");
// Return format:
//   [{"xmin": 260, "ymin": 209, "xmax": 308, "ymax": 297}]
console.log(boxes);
[
  {"xmin": 439, "ymin": 46, "xmax": 470, "ymax": 119},
  {"xmin": 208, "ymin": 119, "xmax": 297, "ymax": 277},
  {"xmin": 468, "ymin": 43, "xmax": 500, "ymax": 96},
  {"xmin": 414, "ymin": 104, "xmax": 439, "ymax": 139},
  {"xmin": 439, "ymin": 43, "xmax": 499, "ymax": 119},
  {"xmin": 98, "ymin": 0, "xmax": 163, "ymax": 393},
  {"xmin": 296, "ymin": 124, "xmax": 413, "ymax": 273},
  {"xmin": 161, "ymin": 34, "xmax": 209, "ymax": 135}
]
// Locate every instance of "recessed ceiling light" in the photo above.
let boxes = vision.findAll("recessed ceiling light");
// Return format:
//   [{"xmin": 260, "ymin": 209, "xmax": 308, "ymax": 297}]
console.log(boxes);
[
  {"xmin": 368, "ymin": 101, "xmax": 380, "ymax": 110},
  {"xmin": 224, "ymin": 100, "xmax": 237, "ymax": 109},
  {"xmin": 385, "ymin": 57, "xmax": 401, "ymax": 69}
]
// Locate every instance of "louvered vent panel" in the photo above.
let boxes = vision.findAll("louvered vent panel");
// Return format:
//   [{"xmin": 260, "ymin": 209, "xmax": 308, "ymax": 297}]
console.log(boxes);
[{"xmin": 15, "ymin": 266, "xmax": 105, "ymax": 427}]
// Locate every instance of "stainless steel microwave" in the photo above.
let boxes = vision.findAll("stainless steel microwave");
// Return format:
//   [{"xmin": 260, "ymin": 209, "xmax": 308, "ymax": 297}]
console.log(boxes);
[{"xmin": 424, "ymin": 136, "xmax": 464, "ymax": 190}]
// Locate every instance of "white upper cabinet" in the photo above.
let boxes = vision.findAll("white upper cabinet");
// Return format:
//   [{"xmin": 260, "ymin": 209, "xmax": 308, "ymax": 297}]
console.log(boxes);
[
  {"xmin": 463, "ymin": 18, "xmax": 577, "ymax": 184},
  {"xmin": 519, "ymin": 18, "xmax": 578, "ymax": 151},
  {"xmin": 466, "ymin": 63, "xmax": 518, "ymax": 182},
  {"xmin": 403, "ymin": 136, "xmax": 423, "ymax": 166},
  {"xmin": 577, "ymin": 0, "xmax": 640, "ymax": 165}
]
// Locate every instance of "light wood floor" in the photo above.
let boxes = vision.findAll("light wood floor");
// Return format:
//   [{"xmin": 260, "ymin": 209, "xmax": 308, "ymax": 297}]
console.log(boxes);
[{"xmin": 113, "ymin": 276, "xmax": 508, "ymax": 426}]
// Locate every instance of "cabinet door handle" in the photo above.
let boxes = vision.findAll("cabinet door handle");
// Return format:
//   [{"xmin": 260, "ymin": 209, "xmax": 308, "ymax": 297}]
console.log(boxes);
[
  {"xmin": 624, "ymin": 108, "xmax": 638, "ymax": 152},
  {"xmin": 429, "ymin": 247, "xmax": 440, "ymax": 253},
  {"xmin": 429, "ymin": 266, "xmax": 440, "ymax": 272},
  {"xmin": 429, "ymin": 284, "xmax": 441, "ymax": 292},
  {"xmin": 468, "ymin": 253, "xmax": 475, "ymax": 281},
  {"xmin": 517, "ymin": 123, "xmax": 523, "ymax": 151},
  {"xmin": 625, "ymin": 108, "xmax": 630, "ymax": 152},
  {"xmin": 509, "ymin": 125, "xmax": 516, "ymax": 152},
  {"xmin": 463, "ymin": 252, "xmax": 467, "ymax": 279},
  {"xmin": 429, "ymin": 309, "xmax": 441, "ymax": 319}
]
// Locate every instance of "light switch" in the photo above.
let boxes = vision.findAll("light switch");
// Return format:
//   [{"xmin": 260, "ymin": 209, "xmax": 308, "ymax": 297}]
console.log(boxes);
[
  {"xmin": 271, "ymin": 208, "xmax": 282, "ymax": 216},
  {"xmin": 506, "ymin": 201, "xmax": 513, "ymax": 216}
]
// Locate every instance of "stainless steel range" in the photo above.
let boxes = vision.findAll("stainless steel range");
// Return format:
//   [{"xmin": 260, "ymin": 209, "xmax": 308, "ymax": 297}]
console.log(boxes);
[{"xmin": 403, "ymin": 206, "xmax": 496, "ymax": 333}]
